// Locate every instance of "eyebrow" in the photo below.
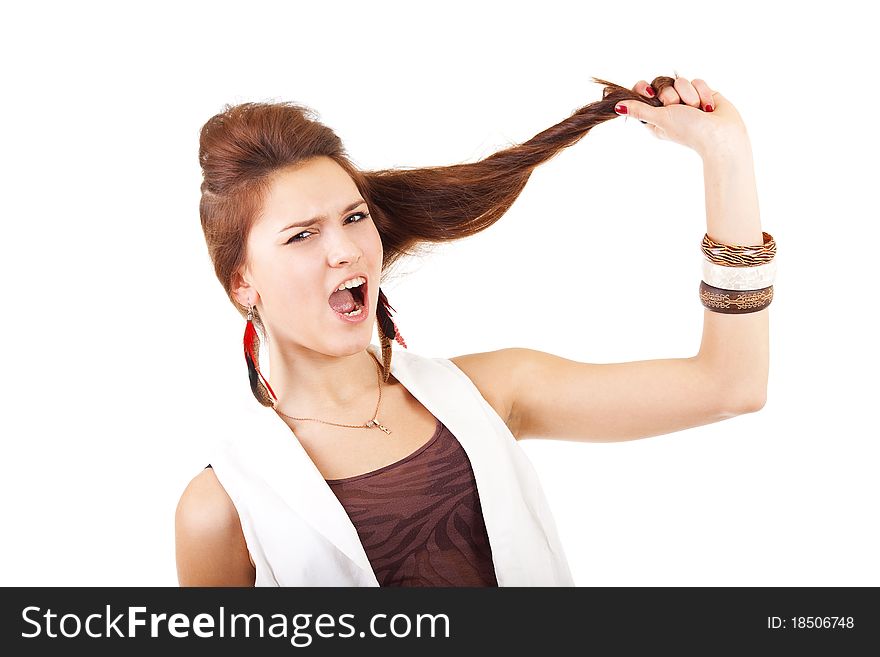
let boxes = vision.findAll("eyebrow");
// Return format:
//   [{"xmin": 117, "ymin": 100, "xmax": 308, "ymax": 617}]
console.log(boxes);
[{"xmin": 277, "ymin": 199, "xmax": 366, "ymax": 234}]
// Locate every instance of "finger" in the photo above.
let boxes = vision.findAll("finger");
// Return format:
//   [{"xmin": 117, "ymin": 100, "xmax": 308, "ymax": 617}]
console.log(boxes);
[
  {"xmin": 632, "ymin": 79, "xmax": 656, "ymax": 99},
  {"xmin": 658, "ymin": 83, "xmax": 680, "ymax": 106},
  {"xmin": 673, "ymin": 77, "xmax": 701, "ymax": 107},
  {"xmin": 691, "ymin": 78, "xmax": 716, "ymax": 112},
  {"xmin": 614, "ymin": 99, "xmax": 661, "ymax": 126}
]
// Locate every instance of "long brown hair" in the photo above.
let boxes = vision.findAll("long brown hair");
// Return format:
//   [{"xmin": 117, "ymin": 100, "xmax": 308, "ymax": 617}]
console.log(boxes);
[{"xmin": 198, "ymin": 75, "xmax": 672, "ymax": 403}]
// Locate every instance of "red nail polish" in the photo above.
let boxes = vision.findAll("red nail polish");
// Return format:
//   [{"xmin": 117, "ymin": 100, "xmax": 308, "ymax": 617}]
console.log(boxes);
[
  {"xmin": 646, "ymin": 86, "xmax": 655, "ymax": 97},
  {"xmin": 614, "ymin": 104, "xmax": 627, "ymax": 115},
  {"xmin": 705, "ymin": 104, "xmax": 714, "ymax": 112}
]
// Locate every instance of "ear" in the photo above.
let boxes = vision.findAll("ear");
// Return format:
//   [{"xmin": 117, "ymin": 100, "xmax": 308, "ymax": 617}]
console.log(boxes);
[{"xmin": 231, "ymin": 266, "xmax": 259, "ymax": 309}]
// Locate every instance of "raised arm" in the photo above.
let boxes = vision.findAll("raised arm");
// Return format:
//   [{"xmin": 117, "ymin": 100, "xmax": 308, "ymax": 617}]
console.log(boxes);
[
  {"xmin": 452, "ymin": 77, "xmax": 769, "ymax": 443},
  {"xmin": 511, "ymin": 135, "xmax": 769, "ymax": 441},
  {"xmin": 693, "ymin": 136, "xmax": 768, "ymax": 398}
]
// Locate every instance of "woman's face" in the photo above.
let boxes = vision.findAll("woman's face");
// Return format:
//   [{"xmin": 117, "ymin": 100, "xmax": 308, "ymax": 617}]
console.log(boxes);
[{"xmin": 237, "ymin": 156, "xmax": 382, "ymax": 355}]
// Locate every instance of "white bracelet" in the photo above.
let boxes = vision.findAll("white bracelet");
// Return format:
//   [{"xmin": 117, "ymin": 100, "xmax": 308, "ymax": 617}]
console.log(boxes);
[{"xmin": 701, "ymin": 256, "xmax": 777, "ymax": 290}]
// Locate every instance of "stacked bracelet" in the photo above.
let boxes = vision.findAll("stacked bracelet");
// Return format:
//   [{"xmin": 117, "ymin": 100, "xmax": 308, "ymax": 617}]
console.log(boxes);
[
  {"xmin": 699, "ymin": 280, "xmax": 773, "ymax": 314},
  {"xmin": 702, "ymin": 231, "xmax": 776, "ymax": 266},
  {"xmin": 699, "ymin": 231, "xmax": 776, "ymax": 314},
  {"xmin": 702, "ymin": 258, "xmax": 776, "ymax": 290}
]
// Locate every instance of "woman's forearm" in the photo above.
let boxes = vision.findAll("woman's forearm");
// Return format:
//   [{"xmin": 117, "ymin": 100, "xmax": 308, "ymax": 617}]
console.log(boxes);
[{"xmin": 694, "ymin": 137, "xmax": 770, "ymax": 411}]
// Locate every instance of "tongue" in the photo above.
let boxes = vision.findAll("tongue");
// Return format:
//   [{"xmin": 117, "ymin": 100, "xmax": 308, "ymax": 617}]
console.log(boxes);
[{"xmin": 329, "ymin": 288, "xmax": 357, "ymax": 313}]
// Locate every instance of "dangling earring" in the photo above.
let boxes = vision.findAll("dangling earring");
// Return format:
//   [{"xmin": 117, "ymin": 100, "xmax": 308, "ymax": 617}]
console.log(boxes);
[
  {"xmin": 243, "ymin": 304, "xmax": 277, "ymax": 407},
  {"xmin": 375, "ymin": 287, "xmax": 407, "ymax": 383}
]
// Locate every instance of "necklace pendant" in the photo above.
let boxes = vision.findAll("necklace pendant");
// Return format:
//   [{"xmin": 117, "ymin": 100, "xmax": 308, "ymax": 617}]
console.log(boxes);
[{"xmin": 366, "ymin": 418, "xmax": 390, "ymax": 434}]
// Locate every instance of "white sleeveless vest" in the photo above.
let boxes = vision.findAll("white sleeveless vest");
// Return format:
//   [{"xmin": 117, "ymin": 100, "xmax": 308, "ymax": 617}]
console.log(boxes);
[{"xmin": 208, "ymin": 343, "xmax": 575, "ymax": 586}]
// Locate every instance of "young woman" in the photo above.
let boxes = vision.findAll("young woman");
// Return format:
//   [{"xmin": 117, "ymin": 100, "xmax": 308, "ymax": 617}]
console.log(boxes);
[{"xmin": 176, "ymin": 74, "xmax": 773, "ymax": 587}]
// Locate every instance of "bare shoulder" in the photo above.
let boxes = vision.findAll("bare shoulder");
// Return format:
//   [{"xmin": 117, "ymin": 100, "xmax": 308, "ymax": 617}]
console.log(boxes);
[
  {"xmin": 175, "ymin": 467, "xmax": 256, "ymax": 586},
  {"xmin": 448, "ymin": 347, "xmax": 531, "ymax": 439}
]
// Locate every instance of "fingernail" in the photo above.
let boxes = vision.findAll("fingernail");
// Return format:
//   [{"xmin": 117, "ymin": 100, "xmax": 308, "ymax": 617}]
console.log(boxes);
[
  {"xmin": 705, "ymin": 104, "xmax": 714, "ymax": 112},
  {"xmin": 614, "ymin": 104, "xmax": 627, "ymax": 115},
  {"xmin": 645, "ymin": 86, "xmax": 655, "ymax": 97}
]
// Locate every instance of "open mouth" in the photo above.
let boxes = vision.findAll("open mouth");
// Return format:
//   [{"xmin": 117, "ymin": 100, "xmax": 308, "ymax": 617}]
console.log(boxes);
[{"xmin": 328, "ymin": 280, "xmax": 368, "ymax": 319}]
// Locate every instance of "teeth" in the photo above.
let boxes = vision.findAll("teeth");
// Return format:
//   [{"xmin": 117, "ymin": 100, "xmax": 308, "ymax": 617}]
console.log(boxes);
[
  {"xmin": 341, "ymin": 306, "xmax": 364, "ymax": 317},
  {"xmin": 336, "ymin": 276, "xmax": 365, "ymax": 291}
]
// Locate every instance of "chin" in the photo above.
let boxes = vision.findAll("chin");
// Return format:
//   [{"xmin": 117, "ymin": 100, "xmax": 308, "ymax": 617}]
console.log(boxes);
[{"xmin": 328, "ymin": 330, "xmax": 373, "ymax": 354}]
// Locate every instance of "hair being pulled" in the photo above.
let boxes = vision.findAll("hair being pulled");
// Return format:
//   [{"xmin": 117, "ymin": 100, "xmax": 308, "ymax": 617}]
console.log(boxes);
[
  {"xmin": 360, "ymin": 76, "xmax": 674, "ymax": 260},
  {"xmin": 198, "ymin": 75, "xmax": 674, "ymax": 404}
]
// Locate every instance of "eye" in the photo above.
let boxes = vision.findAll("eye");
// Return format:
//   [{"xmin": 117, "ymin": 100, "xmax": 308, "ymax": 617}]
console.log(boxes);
[
  {"xmin": 285, "ymin": 212, "xmax": 370, "ymax": 244},
  {"xmin": 347, "ymin": 211, "xmax": 370, "ymax": 225}
]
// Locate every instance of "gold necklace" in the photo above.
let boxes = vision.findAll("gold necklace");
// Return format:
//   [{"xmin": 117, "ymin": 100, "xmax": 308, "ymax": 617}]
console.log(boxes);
[{"xmin": 273, "ymin": 354, "xmax": 392, "ymax": 435}]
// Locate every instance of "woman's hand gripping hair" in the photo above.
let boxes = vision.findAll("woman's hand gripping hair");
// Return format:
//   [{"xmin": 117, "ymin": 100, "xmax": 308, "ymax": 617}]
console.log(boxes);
[{"xmin": 594, "ymin": 73, "xmax": 749, "ymax": 158}]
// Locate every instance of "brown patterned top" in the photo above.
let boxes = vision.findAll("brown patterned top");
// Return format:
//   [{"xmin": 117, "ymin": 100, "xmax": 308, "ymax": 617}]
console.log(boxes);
[{"xmin": 325, "ymin": 417, "xmax": 498, "ymax": 587}]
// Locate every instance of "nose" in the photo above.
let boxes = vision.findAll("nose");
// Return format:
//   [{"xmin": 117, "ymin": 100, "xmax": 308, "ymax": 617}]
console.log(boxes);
[{"xmin": 326, "ymin": 228, "xmax": 362, "ymax": 267}]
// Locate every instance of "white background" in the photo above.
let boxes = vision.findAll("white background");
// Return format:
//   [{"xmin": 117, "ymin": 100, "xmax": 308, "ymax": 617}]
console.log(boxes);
[{"xmin": 1, "ymin": 0, "xmax": 876, "ymax": 586}]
